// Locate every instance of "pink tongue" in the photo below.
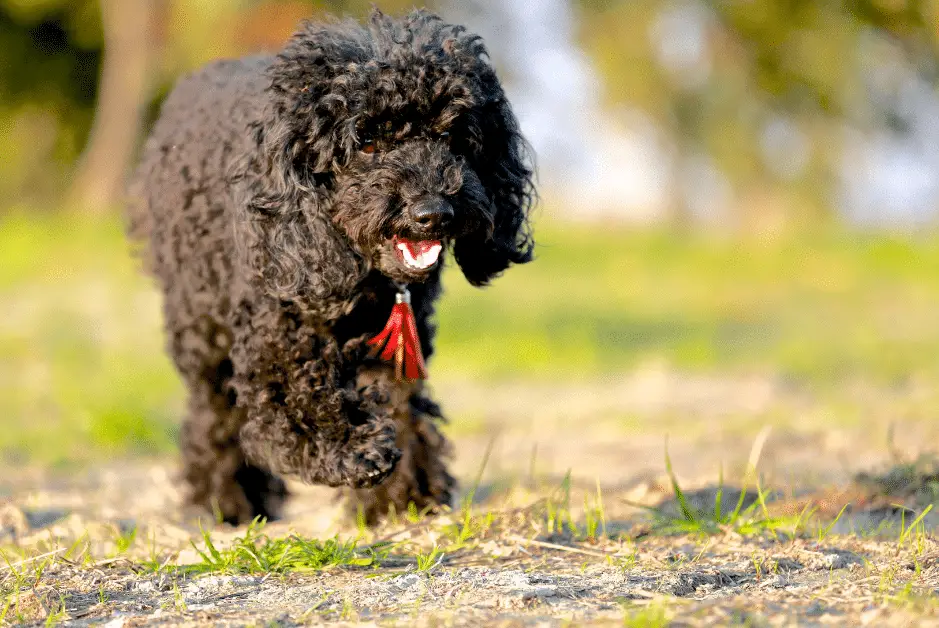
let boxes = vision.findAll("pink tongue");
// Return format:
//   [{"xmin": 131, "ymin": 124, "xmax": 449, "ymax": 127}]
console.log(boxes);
[{"xmin": 402, "ymin": 239, "xmax": 440, "ymax": 256}]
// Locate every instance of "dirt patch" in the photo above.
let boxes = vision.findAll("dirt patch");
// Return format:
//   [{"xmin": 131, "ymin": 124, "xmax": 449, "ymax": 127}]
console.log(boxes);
[
  {"xmin": 2, "ymin": 525, "xmax": 938, "ymax": 626},
  {"xmin": 3, "ymin": 459, "xmax": 939, "ymax": 626},
  {"xmin": 6, "ymin": 373, "xmax": 939, "ymax": 625}
]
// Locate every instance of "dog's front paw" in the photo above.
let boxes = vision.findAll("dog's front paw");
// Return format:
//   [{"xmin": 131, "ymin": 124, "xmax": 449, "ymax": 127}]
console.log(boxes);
[{"xmin": 344, "ymin": 421, "xmax": 401, "ymax": 488}]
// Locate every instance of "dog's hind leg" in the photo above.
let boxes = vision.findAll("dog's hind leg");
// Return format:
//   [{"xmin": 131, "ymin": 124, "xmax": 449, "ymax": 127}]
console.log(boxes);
[
  {"xmin": 344, "ymin": 367, "xmax": 456, "ymax": 525},
  {"xmin": 179, "ymin": 373, "xmax": 288, "ymax": 525},
  {"xmin": 171, "ymin": 317, "xmax": 288, "ymax": 525}
]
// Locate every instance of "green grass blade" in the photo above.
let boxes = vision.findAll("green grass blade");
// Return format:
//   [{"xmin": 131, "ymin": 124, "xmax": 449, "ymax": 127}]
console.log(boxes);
[{"xmin": 664, "ymin": 439, "xmax": 696, "ymax": 523}]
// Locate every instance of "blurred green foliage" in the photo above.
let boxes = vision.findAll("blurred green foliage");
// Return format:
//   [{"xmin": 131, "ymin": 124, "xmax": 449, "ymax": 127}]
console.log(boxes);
[
  {"xmin": 0, "ymin": 0, "xmax": 102, "ymax": 201},
  {"xmin": 0, "ymin": 213, "xmax": 181, "ymax": 466},
  {"xmin": 574, "ymin": 0, "xmax": 939, "ymax": 222},
  {"xmin": 3, "ymin": 213, "xmax": 939, "ymax": 465}
]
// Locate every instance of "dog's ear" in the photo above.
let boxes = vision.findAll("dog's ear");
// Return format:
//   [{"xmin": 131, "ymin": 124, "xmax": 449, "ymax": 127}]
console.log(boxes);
[
  {"xmin": 453, "ymin": 93, "xmax": 536, "ymax": 287},
  {"xmin": 230, "ymin": 23, "xmax": 366, "ymax": 301}
]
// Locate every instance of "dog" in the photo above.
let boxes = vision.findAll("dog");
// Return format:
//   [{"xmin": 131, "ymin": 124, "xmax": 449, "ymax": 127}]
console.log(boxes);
[{"xmin": 127, "ymin": 8, "xmax": 535, "ymax": 525}]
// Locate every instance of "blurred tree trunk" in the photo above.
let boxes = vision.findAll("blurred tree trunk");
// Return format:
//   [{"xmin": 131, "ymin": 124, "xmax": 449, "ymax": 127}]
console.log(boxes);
[{"xmin": 68, "ymin": 0, "xmax": 154, "ymax": 213}]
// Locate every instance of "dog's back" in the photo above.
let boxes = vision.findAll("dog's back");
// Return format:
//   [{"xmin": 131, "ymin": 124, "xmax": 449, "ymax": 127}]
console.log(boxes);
[{"xmin": 127, "ymin": 56, "xmax": 272, "ymax": 300}]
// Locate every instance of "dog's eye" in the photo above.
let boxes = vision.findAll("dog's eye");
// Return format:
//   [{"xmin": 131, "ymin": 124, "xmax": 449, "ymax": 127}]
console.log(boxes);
[
  {"xmin": 360, "ymin": 139, "xmax": 377, "ymax": 155},
  {"xmin": 439, "ymin": 131, "xmax": 450, "ymax": 141}
]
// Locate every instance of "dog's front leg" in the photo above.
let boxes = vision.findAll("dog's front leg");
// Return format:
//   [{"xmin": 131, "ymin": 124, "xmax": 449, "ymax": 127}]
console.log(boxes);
[
  {"xmin": 342, "ymin": 365, "xmax": 455, "ymax": 524},
  {"xmin": 237, "ymin": 397, "xmax": 402, "ymax": 488},
  {"xmin": 228, "ymin": 301, "xmax": 402, "ymax": 488}
]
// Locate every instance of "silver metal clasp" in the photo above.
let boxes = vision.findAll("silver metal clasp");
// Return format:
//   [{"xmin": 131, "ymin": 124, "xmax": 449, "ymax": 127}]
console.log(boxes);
[{"xmin": 394, "ymin": 282, "xmax": 411, "ymax": 304}]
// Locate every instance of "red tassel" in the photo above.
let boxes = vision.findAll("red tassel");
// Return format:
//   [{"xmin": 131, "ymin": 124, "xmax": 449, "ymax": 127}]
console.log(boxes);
[{"xmin": 368, "ymin": 287, "xmax": 428, "ymax": 380}]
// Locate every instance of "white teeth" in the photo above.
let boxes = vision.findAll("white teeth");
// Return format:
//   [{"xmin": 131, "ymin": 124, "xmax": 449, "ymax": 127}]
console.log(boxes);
[{"xmin": 396, "ymin": 242, "xmax": 442, "ymax": 270}]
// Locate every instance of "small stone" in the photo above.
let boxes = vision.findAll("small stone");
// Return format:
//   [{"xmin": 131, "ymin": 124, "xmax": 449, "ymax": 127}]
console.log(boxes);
[
  {"xmin": 392, "ymin": 573, "xmax": 422, "ymax": 590},
  {"xmin": 523, "ymin": 586, "xmax": 557, "ymax": 599}
]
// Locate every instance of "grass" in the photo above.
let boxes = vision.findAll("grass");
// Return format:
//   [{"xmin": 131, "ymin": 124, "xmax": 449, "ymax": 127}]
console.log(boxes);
[
  {"xmin": 413, "ymin": 544, "xmax": 445, "ymax": 572},
  {"xmin": 3, "ymin": 209, "xmax": 939, "ymax": 463},
  {"xmin": 620, "ymin": 602, "xmax": 671, "ymax": 627},
  {"xmin": 2, "ymin": 459, "xmax": 939, "ymax": 625},
  {"xmin": 436, "ymin": 222, "xmax": 939, "ymax": 383},
  {"xmin": 180, "ymin": 520, "xmax": 383, "ymax": 576},
  {"xmin": 0, "ymin": 212, "xmax": 180, "ymax": 466},
  {"xmin": 6, "ymin": 207, "xmax": 939, "ymax": 623}
]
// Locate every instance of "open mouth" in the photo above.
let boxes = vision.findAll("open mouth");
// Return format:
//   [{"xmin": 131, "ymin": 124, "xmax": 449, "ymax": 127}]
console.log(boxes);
[{"xmin": 394, "ymin": 237, "xmax": 443, "ymax": 270}]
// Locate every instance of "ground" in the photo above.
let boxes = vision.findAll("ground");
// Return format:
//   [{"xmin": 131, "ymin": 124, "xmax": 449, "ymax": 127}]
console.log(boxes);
[{"xmin": 3, "ymin": 214, "xmax": 939, "ymax": 626}]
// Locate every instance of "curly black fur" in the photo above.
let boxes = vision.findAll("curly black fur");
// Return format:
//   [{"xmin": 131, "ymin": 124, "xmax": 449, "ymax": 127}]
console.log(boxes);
[{"xmin": 127, "ymin": 9, "xmax": 534, "ymax": 525}]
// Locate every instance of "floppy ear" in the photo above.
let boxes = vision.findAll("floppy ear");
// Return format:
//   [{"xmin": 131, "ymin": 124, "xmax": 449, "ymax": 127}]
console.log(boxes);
[
  {"xmin": 453, "ymin": 92, "xmax": 536, "ymax": 287},
  {"xmin": 231, "ymin": 21, "xmax": 367, "ymax": 301}
]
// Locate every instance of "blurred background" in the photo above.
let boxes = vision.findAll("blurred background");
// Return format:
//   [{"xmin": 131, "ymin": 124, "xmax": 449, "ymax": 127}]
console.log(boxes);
[
  {"xmin": 3, "ymin": 0, "xmax": 939, "ymax": 493},
  {"xmin": 6, "ymin": 0, "xmax": 939, "ymax": 225}
]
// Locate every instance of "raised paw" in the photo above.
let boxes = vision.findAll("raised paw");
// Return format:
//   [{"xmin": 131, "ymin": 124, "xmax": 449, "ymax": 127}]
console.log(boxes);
[{"xmin": 343, "ymin": 421, "xmax": 401, "ymax": 489}]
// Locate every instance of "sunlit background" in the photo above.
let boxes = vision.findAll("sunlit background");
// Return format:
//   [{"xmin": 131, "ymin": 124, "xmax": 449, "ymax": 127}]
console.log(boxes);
[
  {"xmin": 7, "ymin": 0, "xmax": 939, "ymax": 224},
  {"xmin": 3, "ymin": 0, "xmax": 939, "ymax": 493}
]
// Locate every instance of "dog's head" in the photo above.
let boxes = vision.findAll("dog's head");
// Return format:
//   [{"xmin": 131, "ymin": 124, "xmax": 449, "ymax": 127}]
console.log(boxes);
[{"xmin": 239, "ymin": 9, "xmax": 534, "ymax": 298}]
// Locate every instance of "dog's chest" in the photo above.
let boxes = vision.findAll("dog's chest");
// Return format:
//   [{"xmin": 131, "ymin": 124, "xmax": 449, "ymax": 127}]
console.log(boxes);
[{"xmin": 332, "ymin": 282, "xmax": 399, "ymax": 348}]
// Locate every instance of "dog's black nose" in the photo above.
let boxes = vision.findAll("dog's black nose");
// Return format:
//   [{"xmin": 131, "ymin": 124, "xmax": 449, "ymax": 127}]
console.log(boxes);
[{"xmin": 410, "ymin": 199, "xmax": 454, "ymax": 230}]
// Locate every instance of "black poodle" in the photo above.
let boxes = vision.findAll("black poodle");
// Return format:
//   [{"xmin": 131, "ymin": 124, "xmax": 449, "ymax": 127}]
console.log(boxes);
[{"xmin": 127, "ymin": 9, "xmax": 535, "ymax": 525}]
